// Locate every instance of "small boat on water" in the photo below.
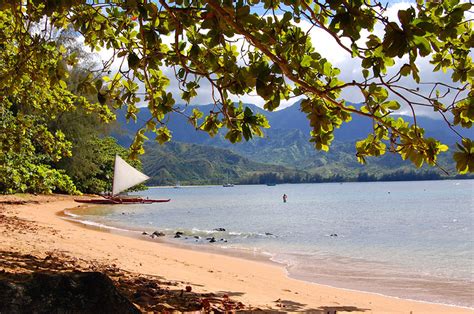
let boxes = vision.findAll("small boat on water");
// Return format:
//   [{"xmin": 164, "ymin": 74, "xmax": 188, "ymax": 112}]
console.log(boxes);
[
  {"xmin": 223, "ymin": 172, "xmax": 234, "ymax": 187},
  {"xmin": 75, "ymin": 155, "xmax": 170, "ymax": 205}
]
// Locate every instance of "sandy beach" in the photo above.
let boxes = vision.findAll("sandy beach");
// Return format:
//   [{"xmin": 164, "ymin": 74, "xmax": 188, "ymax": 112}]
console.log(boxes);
[{"xmin": 0, "ymin": 194, "xmax": 472, "ymax": 313}]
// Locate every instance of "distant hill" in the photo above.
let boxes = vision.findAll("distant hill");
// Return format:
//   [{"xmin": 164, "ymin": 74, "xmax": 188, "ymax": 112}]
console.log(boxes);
[
  {"xmin": 113, "ymin": 101, "xmax": 471, "ymax": 184},
  {"xmin": 142, "ymin": 141, "xmax": 303, "ymax": 186},
  {"xmin": 266, "ymin": 101, "xmax": 468, "ymax": 144},
  {"xmin": 116, "ymin": 102, "xmax": 470, "ymax": 148},
  {"xmin": 141, "ymin": 140, "xmax": 460, "ymax": 185}
]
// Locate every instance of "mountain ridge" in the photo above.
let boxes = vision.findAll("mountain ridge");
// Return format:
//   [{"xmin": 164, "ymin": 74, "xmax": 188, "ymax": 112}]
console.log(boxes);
[
  {"xmin": 113, "ymin": 101, "xmax": 472, "ymax": 184},
  {"xmin": 116, "ymin": 101, "xmax": 469, "ymax": 147}
]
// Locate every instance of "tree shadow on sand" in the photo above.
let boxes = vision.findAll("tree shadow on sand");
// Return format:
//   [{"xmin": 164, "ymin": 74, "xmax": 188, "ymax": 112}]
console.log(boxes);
[
  {"xmin": 271, "ymin": 299, "xmax": 370, "ymax": 313},
  {"xmin": 0, "ymin": 250, "xmax": 373, "ymax": 313},
  {"xmin": 317, "ymin": 305, "xmax": 370, "ymax": 313},
  {"xmin": 0, "ymin": 250, "xmax": 251, "ymax": 312}
]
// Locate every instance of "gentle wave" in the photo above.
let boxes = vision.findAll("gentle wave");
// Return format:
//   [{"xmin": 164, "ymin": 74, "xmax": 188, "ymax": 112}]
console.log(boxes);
[
  {"xmin": 63, "ymin": 212, "xmax": 135, "ymax": 233},
  {"xmin": 150, "ymin": 227, "xmax": 278, "ymax": 239},
  {"xmin": 63, "ymin": 210, "xmax": 80, "ymax": 218}
]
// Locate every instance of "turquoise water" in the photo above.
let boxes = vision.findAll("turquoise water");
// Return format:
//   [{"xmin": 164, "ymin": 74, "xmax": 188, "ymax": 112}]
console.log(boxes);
[{"xmin": 70, "ymin": 180, "xmax": 474, "ymax": 307}]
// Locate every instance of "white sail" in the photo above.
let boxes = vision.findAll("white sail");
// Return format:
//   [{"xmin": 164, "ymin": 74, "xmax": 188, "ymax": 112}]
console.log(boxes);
[{"xmin": 112, "ymin": 155, "xmax": 149, "ymax": 195}]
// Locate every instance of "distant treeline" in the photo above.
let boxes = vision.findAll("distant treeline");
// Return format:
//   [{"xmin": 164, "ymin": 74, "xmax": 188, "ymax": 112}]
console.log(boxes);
[{"xmin": 237, "ymin": 170, "xmax": 473, "ymax": 185}]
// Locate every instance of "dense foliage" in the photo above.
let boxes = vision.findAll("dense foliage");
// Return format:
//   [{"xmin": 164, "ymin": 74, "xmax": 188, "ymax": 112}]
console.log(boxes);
[
  {"xmin": 0, "ymin": 10, "xmax": 85, "ymax": 193},
  {"xmin": 0, "ymin": 8, "xmax": 137, "ymax": 194},
  {"xmin": 240, "ymin": 169, "xmax": 448, "ymax": 184},
  {"xmin": 0, "ymin": 0, "xmax": 473, "ymax": 194},
  {"xmin": 59, "ymin": 136, "xmax": 145, "ymax": 193}
]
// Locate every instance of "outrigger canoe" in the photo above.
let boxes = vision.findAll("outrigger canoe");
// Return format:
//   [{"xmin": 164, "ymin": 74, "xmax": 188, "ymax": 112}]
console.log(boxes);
[
  {"xmin": 74, "ymin": 197, "xmax": 170, "ymax": 205},
  {"xmin": 74, "ymin": 155, "xmax": 170, "ymax": 205}
]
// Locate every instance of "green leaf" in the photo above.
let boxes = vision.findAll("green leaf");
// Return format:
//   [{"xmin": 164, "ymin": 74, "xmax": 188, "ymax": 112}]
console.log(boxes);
[
  {"xmin": 400, "ymin": 64, "xmax": 411, "ymax": 76},
  {"xmin": 127, "ymin": 52, "xmax": 140, "ymax": 69},
  {"xmin": 382, "ymin": 100, "xmax": 401, "ymax": 110},
  {"xmin": 155, "ymin": 126, "xmax": 171, "ymax": 144},
  {"xmin": 301, "ymin": 55, "xmax": 312, "ymax": 68},
  {"xmin": 413, "ymin": 36, "xmax": 431, "ymax": 57},
  {"xmin": 454, "ymin": 139, "xmax": 474, "ymax": 173},
  {"xmin": 362, "ymin": 69, "xmax": 369, "ymax": 78},
  {"xmin": 59, "ymin": 80, "xmax": 67, "ymax": 89},
  {"xmin": 98, "ymin": 91, "xmax": 107, "ymax": 104}
]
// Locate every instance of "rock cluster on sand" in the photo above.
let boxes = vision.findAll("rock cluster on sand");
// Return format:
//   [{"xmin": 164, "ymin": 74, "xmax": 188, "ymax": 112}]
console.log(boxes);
[
  {"xmin": 145, "ymin": 229, "xmax": 231, "ymax": 243},
  {"xmin": 0, "ymin": 272, "xmax": 140, "ymax": 314}
]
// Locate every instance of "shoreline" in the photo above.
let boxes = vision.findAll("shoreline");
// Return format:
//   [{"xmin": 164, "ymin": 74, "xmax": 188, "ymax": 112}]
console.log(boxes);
[
  {"xmin": 62, "ymin": 207, "xmax": 281, "ymax": 267},
  {"xmin": 1, "ymin": 194, "xmax": 473, "ymax": 313},
  {"xmin": 62, "ymin": 206, "xmax": 474, "ymax": 310}
]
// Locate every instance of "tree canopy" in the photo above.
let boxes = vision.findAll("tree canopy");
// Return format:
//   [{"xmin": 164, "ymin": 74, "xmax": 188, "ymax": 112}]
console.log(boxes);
[
  {"xmin": 1, "ymin": 6, "xmax": 129, "ymax": 193},
  {"xmin": 1, "ymin": 0, "xmax": 473, "ymax": 189}
]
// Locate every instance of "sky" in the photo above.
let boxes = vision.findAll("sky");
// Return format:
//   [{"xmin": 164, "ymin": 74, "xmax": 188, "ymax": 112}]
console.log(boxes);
[{"xmin": 95, "ymin": 0, "xmax": 470, "ymax": 119}]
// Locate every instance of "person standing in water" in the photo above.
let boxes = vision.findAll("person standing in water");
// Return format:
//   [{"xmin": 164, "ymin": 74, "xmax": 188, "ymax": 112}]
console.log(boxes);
[{"xmin": 283, "ymin": 194, "xmax": 287, "ymax": 203}]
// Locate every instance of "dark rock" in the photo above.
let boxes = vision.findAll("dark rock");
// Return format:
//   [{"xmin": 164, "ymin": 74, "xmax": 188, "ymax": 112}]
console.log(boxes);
[
  {"xmin": 152, "ymin": 231, "xmax": 165, "ymax": 237},
  {"xmin": 193, "ymin": 236, "xmax": 200, "ymax": 239},
  {"xmin": 208, "ymin": 237, "xmax": 216, "ymax": 243},
  {"xmin": 214, "ymin": 228, "xmax": 226, "ymax": 232},
  {"xmin": 142, "ymin": 231, "xmax": 148, "ymax": 235},
  {"xmin": 133, "ymin": 290, "xmax": 142, "ymax": 299},
  {"xmin": 0, "ymin": 272, "xmax": 140, "ymax": 314},
  {"xmin": 330, "ymin": 233, "xmax": 338, "ymax": 237},
  {"xmin": 174, "ymin": 231, "xmax": 184, "ymax": 238},
  {"xmin": 265, "ymin": 232, "xmax": 273, "ymax": 236}
]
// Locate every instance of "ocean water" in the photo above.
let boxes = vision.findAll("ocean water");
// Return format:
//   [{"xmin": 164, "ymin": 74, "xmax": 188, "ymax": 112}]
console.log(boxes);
[{"xmin": 69, "ymin": 180, "xmax": 474, "ymax": 307}]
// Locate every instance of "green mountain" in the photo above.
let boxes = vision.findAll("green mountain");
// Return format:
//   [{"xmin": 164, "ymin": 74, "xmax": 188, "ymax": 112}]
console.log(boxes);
[
  {"xmin": 113, "ymin": 102, "xmax": 472, "ymax": 184},
  {"xmin": 142, "ymin": 141, "xmax": 304, "ymax": 186},
  {"xmin": 116, "ymin": 102, "xmax": 471, "ymax": 149},
  {"xmin": 141, "ymin": 140, "xmax": 456, "ymax": 185}
]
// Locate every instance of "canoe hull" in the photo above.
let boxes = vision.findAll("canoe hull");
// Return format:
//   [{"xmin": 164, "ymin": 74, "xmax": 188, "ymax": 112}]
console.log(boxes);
[{"xmin": 74, "ymin": 198, "xmax": 170, "ymax": 205}]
